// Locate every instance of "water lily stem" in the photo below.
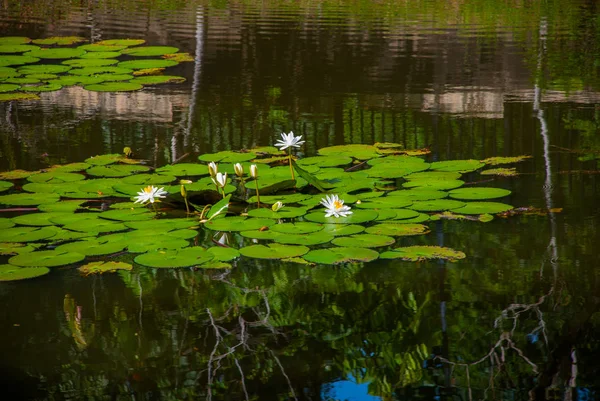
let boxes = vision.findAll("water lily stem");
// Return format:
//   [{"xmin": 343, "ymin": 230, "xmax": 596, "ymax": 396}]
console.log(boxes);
[
  {"xmin": 221, "ymin": 188, "xmax": 226, "ymax": 199},
  {"xmin": 288, "ymin": 150, "xmax": 295, "ymax": 181},
  {"xmin": 183, "ymin": 197, "xmax": 190, "ymax": 214}
]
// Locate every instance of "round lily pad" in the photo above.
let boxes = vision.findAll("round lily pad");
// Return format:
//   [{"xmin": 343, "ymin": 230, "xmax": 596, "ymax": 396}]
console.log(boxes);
[
  {"xmin": 0, "ymin": 180, "xmax": 13, "ymax": 192},
  {"xmin": 121, "ymin": 173, "xmax": 176, "ymax": 185},
  {"xmin": 131, "ymin": 75, "xmax": 186, "ymax": 85},
  {"xmin": 93, "ymin": 73, "xmax": 133, "ymax": 82},
  {"xmin": 198, "ymin": 151, "xmax": 257, "ymax": 163},
  {"xmin": 331, "ymin": 234, "xmax": 395, "ymax": 248},
  {"xmin": 23, "ymin": 73, "xmax": 57, "ymax": 80},
  {"xmin": 404, "ymin": 171, "xmax": 462, "ymax": 181},
  {"xmin": 0, "ymin": 44, "xmax": 40, "ymax": 53},
  {"xmin": 86, "ymin": 164, "xmax": 149, "ymax": 177},
  {"xmin": 19, "ymin": 64, "xmax": 72, "ymax": 74},
  {"xmin": 28, "ymin": 171, "xmax": 85, "ymax": 183},
  {"xmin": 78, "ymin": 261, "xmax": 132, "ymax": 275},
  {"xmin": 205, "ymin": 216, "xmax": 276, "ymax": 232},
  {"xmin": 84, "ymin": 82, "xmax": 143, "ymax": 92},
  {"xmin": 38, "ymin": 200, "xmax": 85, "ymax": 212},
  {"xmin": 26, "ymin": 48, "xmax": 86, "ymax": 59},
  {"xmin": 0, "ymin": 37, "xmax": 31, "ymax": 45},
  {"xmin": 99, "ymin": 208, "xmax": 154, "ymax": 221},
  {"xmin": 403, "ymin": 179, "xmax": 465, "ymax": 191},
  {"xmin": 80, "ymin": 51, "xmax": 122, "ymax": 59},
  {"xmin": 448, "ymin": 187, "xmax": 512, "ymax": 200},
  {"xmin": 122, "ymin": 46, "xmax": 179, "ymax": 56},
  {"xmin": 247, "ymin": 206, "xmax": 307, "ymax": 219},
  {"xmin": 239, "ymin": 243, "xmax": 309, "ymax": 259},
  {"xmin": 297, "ymin": 155, "xmax": 353, "ymax": 167},
  {"xmin": 0, "ymin": 54, "xmax": 40, "ymax": 66},
  {"xmin": 0, "ymin": 227, "xmax": 55, "ymax": 243},
  {"xmin": 124, "ymin": 218, "xmax": 197, "ymax": 231},
  {"xmin": 0, "ymin": 83, "xmax": 20, "ymax": 92},
  {"xmin": 31, "ymin": 36, "xmax": 86, "ymax": 45},
  {"xmin": 380, "ymin": 246, "xmax": 466, "ymax": 262},
  {"xmin": 78, "ymin": 44, "xmax": 127, "ymax": 52},
  {"xmin": 20, "ymin": 83, "xmax": 63, "ymax": 92},
  {"xmin": 452, "ymin": 202, "xmax": 514, "ymax": 215},
  {"xmin": 0, "ymin": 265, "xmax": 50, "ymax": 281},
  {"xmin": 270, "ymin": 222, "xmax": 324, "ymax": 234},
  {"xmin": 273, "ymin": 232, "xmax": 335, "ymax": 246},
  {"xmin": 96, "ymin": 39, "xmax": 146, "ymax": 47},
  {"xmin": 11, "ymin": 212, "xmax": 71, "ymax": 226},
  {"xmin": 69, "ymin": 66, "xmax": 133, "ymax": 75},
  {"xmin": 303, "ymin": 247, "xmax": 379, "ymax": 265},
  {"xmin": 409, "ymin": 199, "xmax": 466, "ymax": 212},
  {"xmin": 304, "ymin": 209, "xmax": 378, "ymax": 224},
  {"xmin": 354, "ymin": 197, "xmax": 413, "ymax": 209},
  {"xmin": 318, "ymin": 144, "xmax": 380, "ymax": 160},
  {"xmin": 118, "ymin": 59, "xmax": 178, "ymax": 69},
  {"xmin": 321, "ymin": 224, "xmax": 365, "ymax": 236},
  {"xmin": 64, "ymin": 219, "xmax": 127, "ymax": 233},
  {"xmin": 4, "ymin": 77, "xmax": 39, "ymax": 84},
  {"xmin": 63, "ymin": 58, "xmax": 119, "ymax": 67},
  {"xmin": 134, "ymin": 247, "xmax": 213, "ymax": 268},
  {"xmin": 0, "ymin": 217, "xmax": 15, "ymax": 229},
  {"xmin": 364, "ymin": 223, "xmax": 430, "ymax": 236},
  {"xmin": 0, "ymin": 92, "xmax": 39, "ymax": 101},
  {"xmin": 0, "ymin": 192, "xmax": 60, "ymax": 205},
  {"xmin": 386, "ymin": 189, "xmax": 448, "ymax": 201},
  {"xmin": 207, "ymin": 247, "xmax": 240, "ymax": 262},
  {"xmin": 9, "ymin": 250, "xmax": 85, "ymax": 267},
  {"xmin": 156, "ymin": 163, "xmax": 210, "ymax": 176},
  {"xmin": 0, "ymin": 243, "xmax": 38, "ymax": 255},
  {"xmin": 430, "ymin": 159, "xmax": 485, "ymax": 173}
]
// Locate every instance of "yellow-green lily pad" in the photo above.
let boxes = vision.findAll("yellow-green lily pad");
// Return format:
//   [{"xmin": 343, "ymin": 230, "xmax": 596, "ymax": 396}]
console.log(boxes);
[
  {"xmin": 198, "ymin": 151, "xmax": 257, "ymax": 163},
  {"xmin": 0, "ymin": 180, "xmax": 14, "ymax": 192},
  {"xmin": 380, "ymin": 245, "xmax": 466, "ymax": 262},
  {"xmin": 118, "ymin": 59, "xmax": 178, "ymax": 69},
  {"xmin": 131, "ymin": 75, "xmax": 186, "ymax": 85},
  {"xmin": 31, "ymin": 36, "xmax": 86, "ymax": 45},
  {"xmin": 0, "ymin": 37, "xmax": 31, "ymax": 45},
  {"xmin": 318, "ymin": 144, "xmax": 380, "ymax": 160},
  {"xmin": 0, "ymin": 192, "xmax": 60, "ymax": 205},
  {"xmin": 25, "ymin": 48, "xmax": 86, "ymax": 59},
  {"xmin": 452, "ymin": 202, "xmax": 514, "ymax": 215},
  {"xmin": 448, "ymin": 187, "xmax": 511, "ymax": 200},
  {"xmin": 364, "ymin": 223, "xmax": 430, "ymax": 236},
  {"xmin": 270, "ymin": 222, "xmax": 324, "ymax": 234},
  {"xmin": 205, "ymin": 216, "xmax": 276, "ymax": 232},
  {"xmin": 134, "ymin": 247, "xmax": 213, "ymax": 268},
  {"xmin": 303, "ymin": 247, "xmax": 379, "ymax": 265},
  {"xmin": 62, "ymin": 58, "xmax": 119, "ymax": 67},
  {"xmin": 331, "ymin": 234, "xmax": 395, "ymax": 248},
  {"xmin": 0, "ymin": 92, "xmax": 39, "ymax": 101},
  {"xmin": 78, "ymin": 44, "xmax": 127, "ymax": 52},
  {"xmin": 430, "ymin": 159, "xmax": 485, "ymax": 173},
  {"xmin": 122, "ymin": 46, "xmax": 179, "ymax": 56},
  {"xmin": 239, "ymin": 243, "xmax": 309, "ymax": 259},
  {"xmin": 0, "ymin": 54, "xmax": 40, "ymax": 66},
  {"xmin": 78, "ymin": 261, "xmax": 132, "ymax": 275}
]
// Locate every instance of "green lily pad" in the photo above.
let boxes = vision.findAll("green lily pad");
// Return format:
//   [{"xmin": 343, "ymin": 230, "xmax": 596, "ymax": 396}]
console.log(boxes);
[
  {"xmin": 131, "ymin": 75, "xmax": 186, "ymax": 85},
  {"xmin": 79, "ymin": 51, "xmax": 122, "ymax": 59},
  {"xmin": 49, "ymin": 212, "xmax": 100, "ymax": 226},
  {"xmin": 297, "ymin": 155, "xmax": 353, "ymax": 168},
  {"xmin": 247, "ymin": 193, "xmax": 311, "ymax": 205},
  {"xmin": 0, "ymin": 44, "xmax": 40, "ymax": 53},
  {"xmin": 156, "ymin": 163, "xmax": 210, "ymax": 176},
  {"xmin": 205, "ymin": 216, "xmax": 275, "ymax": 232},
  {"xmin": 239, "ymin": 243, "xmax": 309, "ymax": 259},
  {"xmin": 207, "ymin": 247, "xmax": 240, "ymax": 262},
  {"xmin": 84, "ymin": 82, "xmax": 143, "ymax": 92},
  {"xmin": 448, "ymin": 187, "xmax": 512, "ymax": 200},
  {"xmin": 364, "ymin": 223, "xmax": 430, "ymax": 236},
  {"xmin": 0, "ymin": 83, "xmax": 20, "ymax": 92},
  {"xmin": 0, "ymin": 243, "xmax": 37, "ymax": 255},
  {"xmin": 0, "ymin": 169, "xmax": 38, "ymax": 179},
  {"xmin": 304, "ymin": 209, "xmax": 378, "ymax": 224},
  {"xmin": 47, "ymin": 162, "xmax": 92, "ymax": 173},
  {"xmin": 127, "ymin": 236, "xmax": 191, "ymax": 253},
  {"xmin": 118, "ymin": 59, "xmax": 178, "ymax": 70},
  {"xmin": 64, "ymin": 219, "xmax": 127, "ymax": 233},
  {"xmin": 239, "ymin": 230, "xmax": 279, "ymax": 240},
  {"xmin": 56, "ymin": 239, "xmax": 126, "ymax": 256},
  {"xmin": 85, "ymin": 154, "xmax": 129, "ymax": 165},
  {"xmin": 0, "ymin": 265, "xmax": 50, "ymax": 281},
  {"xmin": 4, "ymin": 77, "xmax": 39, "ymax": 84},
  {"xmin": 20, "ymin": 82, "xmax": 63, "ymax": 92},
  {"xmin": 403, "ymin": 179, "xmax": 465, "ymax": 191},
  {"xmin": 0, "ymin": 226, "xmax": 57, "ymax": 242},
  {"xmin": 121, "ymin": 173, "xmax": 176, "ymax": 185},
  {"xmin": 9, "ymin": 250, "xmax": 85, "ymax": 267},
  {"xmin": 23, "ymin": 73, "xmax": 57, "ymax": 80},
  {"xmin": 452, "ymin": 202, "xmax": 514, "ymax": 215},
  {"xmin": 0, "ymin": 92, "xmax": 39, "ymax": 101},
  {"xmin": 78, "ymin": 44, "xmax": 127, "ymax": 52},
  {"xmin": 63, "ymin": 58, "xmax": 119, "ymax": 67},
  {"xmin": 122, "ymin": 46, "xmax": 179, "ymax": 57},
  {"xmin": 386, "ymin": 189, "xmax": 448, "ymax": 201},
  {"xmin": 0, "ymin": 54, "xmax": 40, "ymax": 66},
  {"xmin": 198, "ymin": 151, "xmax": 257, "ymax": 163},
  {"xmin": 430, "ymin": 159, "xmax": 485, "ymax": 173},
  {"xmin": 86, "ymin": 164, "xmax": 149, "ymax": 177},
  {"xmin": 0, "ymin": 217, "xmax": 15, "ymax": 229},
  {"xmin": 0, "ymin": 192, "xmax": 60, "ymax": 205},
  {"xmin": 28, "ymin": 172, "xmax": 85, "ymax": 183},
  {"xmin": 78, "ymin": 261, "xmax": 132, "ymax": 275},
  {"xmin": 99, "ymin": 208, "xmax": 155, "ymax": 221},
  {"xmin": 26, "ymin": 48, "xmax": 86, "ymax": 59},
  {"xmin": 69, "ymin": 66, "xmax": 133, "ymax": 76},
  {"xmin": 318, "ymin": 144, "xmax": 380, "ymax": 160},
  {"xmin": 355, "ymin": 197, "xmax": 413, "ymax": 209},
  {"xmin": 409, "ymin": 199, "xmax": 466, "ymax": 212},
  {"xmin": 380, "ymin": 245, "xmax": 466, "ymax": 262},
  {"xmin": 0, "ymin": 180, "xmax": 13, "ymax": 192},
  {"xmin": 53, "ymin": 75, "xmax": 105, "ymax": 86},
  {"xmin": 273, "ymin": 232, "xmax": 335, "ymax": 246},
  {"xmin": 0, "ymin": 37, "xmax": 31, "ymax": 45},
  {"xmin": 31, "ymin": 36, "xmax": 86, "ymax": 45},
  {"xmin": 403, "ymin": 171, "xmax": 462, "ymax": 181},
  {"xmin": 247, "ymin": 206, "xmax": 307, "ymax": 219},
  {"xmin": 22, "ymin": 182, "xmax": 75, "ymax": 194},
  {"xmin": 11, "ymin": 212, "xmax": 71, "ymax": 226},
  {"xmin": 331, "ymin": 234, "xmax": 395, "ymax": 248},
  {"xmin": 197, "ymin": 261, "xmax": 232, "ymax": 269},
  {"xmin": 96, "ymin": 39, "xmax": 146, "ymax": 47},
  {"xmin": 303, "ymin": 247, "xmax": 379, "ymax": 265},
  {"xmin": 124, "ymin": 218, "xmax": 197, "ymax": 231},
  {"xmin": 270, "ymin": 222, "xmax": 324, "ymax": 234},
  {"xmin": 38, "ymin": 200, "xmax": 85, "ymax": 212},
  {"xmin": 321, "ymin": 224, "xmax": 365, "ymax": 236},
  {"xmin": 91, "ymin": 73, "xmax": 133, "ymax": 82},
  {"xmin": 134, "ymin": 247, "xmax": 213, "ymax": 268},
  {"xmin": 19, "ymin": 64, "xmax": 72, "ymax": 74}
]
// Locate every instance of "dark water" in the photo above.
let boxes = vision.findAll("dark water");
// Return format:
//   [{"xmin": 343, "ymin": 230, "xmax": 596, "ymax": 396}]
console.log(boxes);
[{"xmin": 1, "ymin": 0, "xmax": 600, "ymax": 400}]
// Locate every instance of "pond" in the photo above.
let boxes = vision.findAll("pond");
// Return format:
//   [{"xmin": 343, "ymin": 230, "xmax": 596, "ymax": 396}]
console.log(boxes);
[{"xmin": 0, "ymin": 0, "xmax": 599, "ymax": 400}]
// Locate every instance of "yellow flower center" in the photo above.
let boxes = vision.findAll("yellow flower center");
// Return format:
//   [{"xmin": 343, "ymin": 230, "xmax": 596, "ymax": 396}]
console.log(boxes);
[
  {"xmin": 143, "ymin": 186, "xmax": 153, "ymax": 193},
  {"xmin": 333, "ymin": 200, "xmax": 343, "ymax": 209}
]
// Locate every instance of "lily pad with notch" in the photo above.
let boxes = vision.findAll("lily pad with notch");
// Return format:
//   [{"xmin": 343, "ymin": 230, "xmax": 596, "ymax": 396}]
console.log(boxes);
[
  {"xmin": 122, "ymin": 46, "xmax": 179, "ymax": 57},
  {"xmin": 409, "ymin": 199, "xmax": 466, "ymax": 212},
  {"xmin": 96, "ymin": 39, "xmax": 146, "ymax": 47},
  {"xmin": 62, "ymin": 58, "xmax": 119, "ymax": 67},
  {"xmin": 131, "ymin": 75, "xmax": 186, "ymax": 85},
  {"xmin": 0, "ymin": 192, "xmax": 60, "ymax": 206},
  {"xmin": 318, "ymin": 144, "xmax": 380, "ymax": 160},
  {"xmin": 86, "ymin": 164, "xmax": 149, "ymax": 177},
  {"xmin": 303, "ymin": 247, "xmax": 379, "ymax": 265},
  {"xmin": 205, "ymin": 216, "xmax": 276, "ymax": 232},
  {"xmin": 78, "ymin": 261, "xmax": 132, "ymax": 275},
  {"xmin": 25, "ymin": 48, "xmax": 86, "ymax": 59},
  {"xmin": 239, "ymin": 243, "xmax": 309, "ymax": 259},
  {"xmin": 31, "ymin": 36, "xmax": 86, "ymax": 45},
  {"xmin": 331, "ymin": 234, "xmax": 395, "ymax": 248},
  {"xmin": 304, "ymin": 209, "xmax": 378, "ymax": 224},
  {"xmin": 403, "ymin": 179, "xmax": 465, "ymax": 191},
  {"xmin": 9, "ymin": 249, "xmax": 85, "ymax": 267},
  {"xmin": 365, "ymin": 223, "xmax": 430, "ymax": 236},
  {"xmin": 380, "ymin": 245, "xmax": 466, "ymax": 262},
  {"xmin": 270, "ymin": 222, "xmax": 324, "ymax": 234},
  {"xmin": 134, "ymin": 247, "xmax": 213, "ymax": 268},
  {"xmin": 207, "ymin": 247, "xmax": 240, "ymax": 262},
  {"xmin": 448, "ymin": 187, "xmax": 512, "ymax": 200},
  {"xmin": 273, "ymin": 232, "xmax": 335, "ymax": 246},
  {"xmin": 430, "ymin": 159, "xmax": 485, "ymax": 173},
  {"xmin": 55, "ymin": 238, "xmax": 126, "ymax": 256},
  {"xmin": 198, "ymin": 151, "xmax": 257, "ymax": 163},
  {"xmin": 0, "ymin": 265, "xmax": 50, "ymax": 281},
  {"xmin": 118, "ymin": 59, "xmax": 178, "ymax": 70},
  {"xmin": 19, "ymin": 64, "xmax": 72, "ymax": 74},
  {"xmin": 0, "ymin": 226, "xmax": 56, "ymax": 242},
  {"xmin": 0, "ymin": 180, "xmax": 13, "ymax": 192},
  {"xmin": 451, "ymin": 202, "xmax": 514, "ymax": 215},
  {"xmin": 247, "ymin": 206, "xmax": 308, "ymax": 219}
]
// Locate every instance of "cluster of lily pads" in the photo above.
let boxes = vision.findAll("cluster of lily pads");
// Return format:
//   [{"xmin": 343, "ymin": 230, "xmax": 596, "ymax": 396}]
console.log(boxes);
[
  {"xmin": 0, "ymin": 36, "xmax": 191, "ymax": 101},
  {"xmin": 0, "ymin": 136, "xmax": 531, "ymax": 281}
]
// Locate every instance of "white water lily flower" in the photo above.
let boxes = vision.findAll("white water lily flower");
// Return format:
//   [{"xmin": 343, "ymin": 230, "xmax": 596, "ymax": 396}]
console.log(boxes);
[
  {"xmin": 250, "ymin": 164, "xmax": 258, "ymax": 178},
  {"xmin": 275, "ymin": 131, "xmax": 305, "ymax": 151},
  {"xmin": 320, "ymin": 194, "xmax": 352, "ymax": 218},
  {"xmin": 208, "ymin": 161, "xmax": 218, "ymax": 177},
  {"xmin": 234, "ymin": 163, "xmax": 244, "ymax": 177},
  {"xmin": 212, "ymin": 172, "xmax": 228, "ymax": 188},
  {"xmin": 271, "ymin": 201, "xmax": 284, "ymax": 212},
  {"xmin": 134, "ymin": 185, "xmax": 168, "ymax": 204}
]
